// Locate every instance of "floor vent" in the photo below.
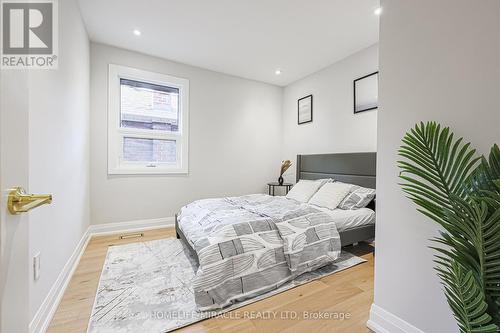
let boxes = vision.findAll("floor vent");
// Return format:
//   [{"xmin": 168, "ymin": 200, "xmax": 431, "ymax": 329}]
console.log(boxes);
[{"xmin": 119, "ymin": 233, "xmax": 144, "ymax": 240}]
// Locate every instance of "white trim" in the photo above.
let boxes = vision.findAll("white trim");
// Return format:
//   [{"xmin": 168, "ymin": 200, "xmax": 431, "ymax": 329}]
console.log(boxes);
[
  {"xmin": 29, "ymin": 217, "xmax": 174, "ymax": 333},
  {"xmin": 88, "ymin": 217, "xmax": 174, "ymax": 236},
  {"xmin": 29, "ymin": 228, "xmax": 91, "ymax": 333},
  {"xmin": 367, "ymin": 304, "xmax": 425, "ymax": 333},
  {"xmin": 107, "ymin": 64, "xmax": 190, "ymax": 175}
]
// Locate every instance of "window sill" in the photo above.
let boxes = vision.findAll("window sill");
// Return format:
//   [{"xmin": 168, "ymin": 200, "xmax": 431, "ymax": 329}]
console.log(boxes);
[{"xmin": 108, "ymin": 166, "xmax": 189, "ymax": 175}]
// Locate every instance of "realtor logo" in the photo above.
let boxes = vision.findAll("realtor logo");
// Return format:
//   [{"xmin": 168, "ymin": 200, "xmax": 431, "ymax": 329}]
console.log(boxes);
[{"xmin": 1, "ymin": 0, "xmax": 58, "ymax": 69}]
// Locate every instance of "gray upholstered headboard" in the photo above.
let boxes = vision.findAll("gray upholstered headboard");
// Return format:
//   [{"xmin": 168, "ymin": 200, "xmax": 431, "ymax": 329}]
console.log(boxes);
[{"xmin": 296, "ymin": 152, "xmax": 376, "ymax": 189}]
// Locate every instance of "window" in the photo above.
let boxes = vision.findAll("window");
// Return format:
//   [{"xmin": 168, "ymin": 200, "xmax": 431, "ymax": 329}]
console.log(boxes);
[{"xmin": 108, "ymin": 65, "xmax": 189, "ymax": 174}]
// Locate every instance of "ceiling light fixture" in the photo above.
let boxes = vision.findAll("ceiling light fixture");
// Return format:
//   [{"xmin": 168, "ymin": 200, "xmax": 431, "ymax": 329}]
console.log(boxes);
[
  {"xmin": 374, "ymin": 7, "xmax": 382, "ymax": 15},
  {"xmin": 275, "ymin": 69, "xmax": 282, "ymax": 75},
  {"xmin": 133, "ymin": 29, "xmax": 141, "ymax": 36}
]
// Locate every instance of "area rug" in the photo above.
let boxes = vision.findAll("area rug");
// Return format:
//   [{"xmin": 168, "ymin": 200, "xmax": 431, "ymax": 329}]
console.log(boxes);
[{"xmin": 87, "ymin": 238, "xmax": 366, "ymax": 333}]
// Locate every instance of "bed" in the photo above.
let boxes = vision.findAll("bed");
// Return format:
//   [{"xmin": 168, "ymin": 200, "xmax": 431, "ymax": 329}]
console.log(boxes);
[{"xmin": 175, "ymin": 152, "xmax": 376, "ymax": 310}]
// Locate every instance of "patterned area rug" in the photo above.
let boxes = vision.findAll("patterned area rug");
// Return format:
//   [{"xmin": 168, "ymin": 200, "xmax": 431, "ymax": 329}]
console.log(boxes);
[{"xmin": 87, "ymin": 238, "xmax": 366, "ymax": 333}]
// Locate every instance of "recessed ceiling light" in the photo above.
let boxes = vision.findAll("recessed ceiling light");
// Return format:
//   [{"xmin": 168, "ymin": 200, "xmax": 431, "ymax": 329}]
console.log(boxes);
[
  {"xmin": 275, "ymin": 69, "xmax": 282, "ymax": 75},
  {"xmin": 374, "ymin": 7, "xmax": 382, "ymax": 15},
  {"xmin": 133, "ymin": 29, "xmax": 141, "ymax": 36}
]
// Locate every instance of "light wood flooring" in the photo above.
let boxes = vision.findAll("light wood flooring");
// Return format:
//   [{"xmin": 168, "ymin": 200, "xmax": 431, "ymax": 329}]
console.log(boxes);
[{"xmin": 48, "ymin": 227, "xmax": 374, "ymax": 333}]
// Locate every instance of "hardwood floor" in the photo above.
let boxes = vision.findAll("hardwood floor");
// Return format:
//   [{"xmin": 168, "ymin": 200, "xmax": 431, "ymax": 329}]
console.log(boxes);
[{"xmin": 47, "ymin": 228, "xmax": 374, "ymax": 333}]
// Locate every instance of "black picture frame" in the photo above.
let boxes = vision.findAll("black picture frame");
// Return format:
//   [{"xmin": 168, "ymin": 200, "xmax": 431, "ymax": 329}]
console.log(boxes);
[
  {"xmin": 297, "ymin": 94, "xmax": 313, "ymax": 124},
  {"xmin": 353, "ymin": 71, "xmax": 379, "ymax": 114}
]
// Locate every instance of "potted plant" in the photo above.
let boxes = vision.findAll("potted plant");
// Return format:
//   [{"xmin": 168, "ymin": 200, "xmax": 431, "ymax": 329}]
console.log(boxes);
[
  {"xmin": 279, "ymin": 160, "xmax": 292, "ymax": 185},
  {"xmin": 398, "ymin": 121, "xmax": 499, "ymax": 333}
]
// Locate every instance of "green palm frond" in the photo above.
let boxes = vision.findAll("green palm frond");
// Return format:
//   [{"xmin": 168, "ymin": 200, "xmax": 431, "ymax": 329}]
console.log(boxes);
[
  {"xmin": 435, "ymin": 260, "xmax": 498, "ymax": 333},
  {"xmin": 467, "ymin": 146, "xmax": 500, "ymax": 323},
  {"xmin": 398, "ymin": 121, "xmax": 500, "ymax": 331},
  {"xmin": 444, "ymin": 196, "xmax": 500, "ymax": 322},
  {"xmin": 398, "ymin": 121, "xmax": 480, "ymax": 228},
  {"xmin": 469, "ymin": 144, "xmax": 500, "ymax": 193}
]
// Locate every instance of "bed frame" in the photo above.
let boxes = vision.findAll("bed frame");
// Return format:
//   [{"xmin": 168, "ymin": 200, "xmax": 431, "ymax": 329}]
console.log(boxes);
[
  {"xmin": 296, "ymin": 152, "xmax": 376, "ymax": 245},
  {"xmin": 176, "ymin": 152, "xmax": 376, "ymax": 265}
]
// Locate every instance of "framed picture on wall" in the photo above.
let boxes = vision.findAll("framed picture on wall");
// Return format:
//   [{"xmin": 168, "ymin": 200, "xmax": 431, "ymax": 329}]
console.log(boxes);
[
  {"xmin": 354, "ymin": 71, "xmax": 378, "ymax": 113},
  {"xmin": 298, "ymin": 94, "xmax": 313, "ymax": 124}
]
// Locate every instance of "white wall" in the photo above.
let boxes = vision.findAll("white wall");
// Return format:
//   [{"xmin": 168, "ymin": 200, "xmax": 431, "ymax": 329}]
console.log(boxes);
[
  {"xmin": 28, "ymin": 0, "xmax": 90, "ymax": 323},
  {"xmin": 282, "ymin": 44, "xmax": 378, "ymax": 181},
  {"xmin": 90, "ymin": 44, "xmax": 283, "ymax": 225},
  {"xmin": 371, "ymin": 1, "xmax": 500, "ymax": 332}
]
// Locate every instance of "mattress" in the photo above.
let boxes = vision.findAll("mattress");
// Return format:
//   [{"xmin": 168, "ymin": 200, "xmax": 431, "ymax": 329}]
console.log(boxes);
[
  {"xmin": 312, "ymin": 206, "xmax": 375, "ymax": 232},
  {"xmin": 178, "ymin": 194, "xmax": 375, "ymax": 247}
]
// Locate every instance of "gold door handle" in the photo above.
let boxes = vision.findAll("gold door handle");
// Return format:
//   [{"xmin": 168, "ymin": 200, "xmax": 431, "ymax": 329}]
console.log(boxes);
[{"xmin": 7, "ymin": 187, "xmax": 52, "ymax": 215}]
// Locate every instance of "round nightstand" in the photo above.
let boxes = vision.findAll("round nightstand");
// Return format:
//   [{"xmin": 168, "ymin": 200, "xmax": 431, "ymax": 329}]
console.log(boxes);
[{"xmin": 267, "ymin": 182, "xmax": 293, "ymax": 196}]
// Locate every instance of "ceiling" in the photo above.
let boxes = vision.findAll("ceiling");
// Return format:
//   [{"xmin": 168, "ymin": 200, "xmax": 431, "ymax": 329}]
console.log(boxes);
[{"xmin": 78, "ymin": 0, "xmax": 380, "ymax": 86}]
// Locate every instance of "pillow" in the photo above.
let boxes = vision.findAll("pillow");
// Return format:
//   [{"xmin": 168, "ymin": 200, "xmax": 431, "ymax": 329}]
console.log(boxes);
[
  {"xmin": 308, "ymin": 182, "xmax": 352, "ymax": 210},
  {"xmin": 338, "ymin": 185, "xmax": 376, "ymax": 209},
  {"xmin": 314, "ymin": 178, "xmax": 334, "ymax": 184},
  {"xmin": 286, "ymin": 180, "xmax": 323, "ymax": 203}
]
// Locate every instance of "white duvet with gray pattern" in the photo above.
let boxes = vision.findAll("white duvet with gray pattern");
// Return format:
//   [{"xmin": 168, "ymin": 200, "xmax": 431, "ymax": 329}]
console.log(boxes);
[{"xmin": 178, "ymin": 194, "xmax": 341, "ymax": 310}]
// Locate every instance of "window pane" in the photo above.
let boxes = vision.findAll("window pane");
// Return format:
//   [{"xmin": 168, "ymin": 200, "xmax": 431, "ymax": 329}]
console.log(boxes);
[
  {"xmin": 123, "ymin": 137, "xmax": 176, "ymax": 163},
  {"xmin": 120, "ymin": 78, "xmax": 179, "ymax": 132}
]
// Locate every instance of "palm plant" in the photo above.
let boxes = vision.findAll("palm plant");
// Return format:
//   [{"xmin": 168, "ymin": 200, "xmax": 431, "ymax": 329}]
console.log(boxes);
[{"xmin": 398, "ymin": 121, "xmax": 500, "ymax": 333}]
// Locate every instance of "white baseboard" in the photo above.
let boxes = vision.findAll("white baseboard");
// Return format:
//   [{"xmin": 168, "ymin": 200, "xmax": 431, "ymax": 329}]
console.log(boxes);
[
  {"xmin": 88, "ymin": 217, "xmax": 174, "ymax": 236},
  {"xmin": 29, "ymin": 227, "xmax": 91, "ymax": 333},
  {"xmin": 367, "ymin": 304, "xmax": 425, "ymax": 333},
  {"xmin": 30, "ymin": 217, "xmax": 175, "ymax": 333}
]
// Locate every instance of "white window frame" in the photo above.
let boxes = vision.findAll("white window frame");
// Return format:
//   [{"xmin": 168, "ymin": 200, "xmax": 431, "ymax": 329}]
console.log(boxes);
[{"xmin": 108, "ymin": 64, "xmax": 189, "ymax": 175}]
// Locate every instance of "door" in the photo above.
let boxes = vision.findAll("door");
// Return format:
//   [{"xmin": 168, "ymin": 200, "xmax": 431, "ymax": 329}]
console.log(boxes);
[{"xmin": 0, "ymin": 70, "xmax": 31, "ymax": 332}]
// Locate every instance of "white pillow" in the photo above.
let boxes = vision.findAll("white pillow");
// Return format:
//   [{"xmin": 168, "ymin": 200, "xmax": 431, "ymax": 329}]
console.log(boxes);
[
  {"xmin": 286, "ymin": 180, "xmax": 323, "ymax": 203},
  {"xmin": 308, "ymin": 182, "xmax": 352, "ymax": 210},
  {"xmin": 338, "ymin": 185, "xmax": 376, "ymax": 209},
  {"xmin": 315, "ymin": 178, "xmax": 335, "ymax": 184}
]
